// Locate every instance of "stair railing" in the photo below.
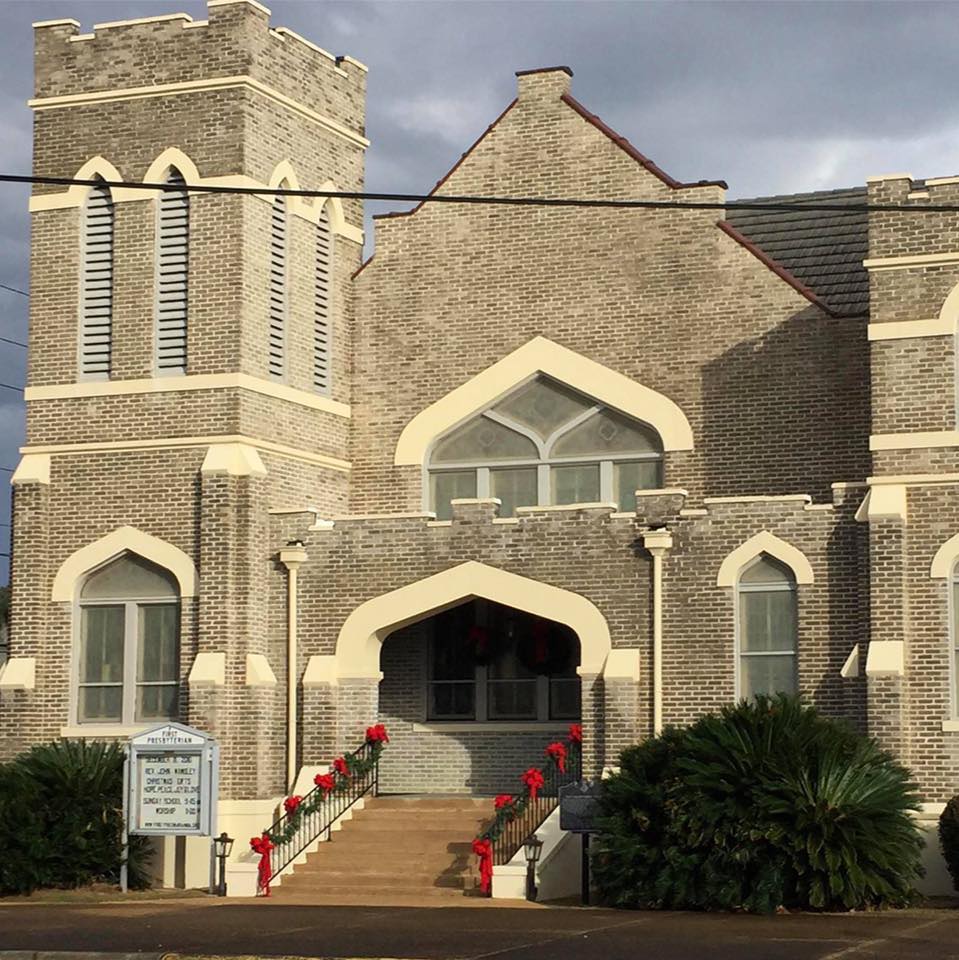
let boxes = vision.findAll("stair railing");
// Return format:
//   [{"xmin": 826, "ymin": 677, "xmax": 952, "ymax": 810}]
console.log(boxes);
[{"xmin": 253, "ymin": 727, "xmax": 387, "ymax": 889}]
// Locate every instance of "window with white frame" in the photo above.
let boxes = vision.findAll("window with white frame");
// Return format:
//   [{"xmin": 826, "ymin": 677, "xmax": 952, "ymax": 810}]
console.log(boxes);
[
  {"xmin": 951, "ymin": 563, "xmax": 959, "ymax": 717},
  {"xmin": 736, "ymin": 554, "xmax": 798, "ymax": 699},
  {"xmin": 155, "ymin": 166, "xmax": 189, "ymax": 375},
  {"xmin": 428, "ymin": 376, "xmax": 663, "ymax": 520},
  {"xmin": 314, "ymin": 205, "xmax": 333, "ymax": 393},
  {"xmin": 76, "ymin": 553, "xmax": 180, "ymax": 725},
  {"xmin": 268, "ymin": 194, "xmax": 288, "ymax": 380},
  {"xmin": 79, "ymin": 176, "xmax": 115, "ymax": 379},
  {"xmin": 427, "ymin": 600, "xmax": 580, "ymax": 722}
]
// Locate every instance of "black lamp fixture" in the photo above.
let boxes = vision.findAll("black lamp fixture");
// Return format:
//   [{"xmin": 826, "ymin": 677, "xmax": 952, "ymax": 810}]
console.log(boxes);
[
  {"xmin": 213, "ymin": 832, "xmax": 234, "ymax": 897},
  {"xmin": 524, "ymin": 834, "xmax": 544, "ymax": 902}
]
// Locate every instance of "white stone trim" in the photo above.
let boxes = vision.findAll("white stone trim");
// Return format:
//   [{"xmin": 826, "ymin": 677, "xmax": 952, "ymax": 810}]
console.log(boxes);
[
  {"xmin": 864, "ymin": 251, "xmax": 959, "ymax": 272},
  {"xmin": 51, "ymin": 525, "xmax": 198, "ymax": 601},
  {"xmin": 865, "ymin": 172, "xmax": 913, "ymax": 184},
  {"xmin": 24, "ymin": 371, "xmax": 351, "ymax": 417},
  {"xmin": 20, "ymin": 435, "xmax": 349, "ymax": 474},
  {"xmin": 931, "ymin": 531, "xmax": 959, "ymax": 578},
  {"xmin": 394, "ymin": 337, "xmax": 694, "ymax": 466},
  {"xmin": 11, "ymin": 453, "xmax": 51, "ymax": 485},
  {"xmin": 302, "ymin": 654, "xmax": 339, "ymax": 687},
  {"xmin": 0, "ymin": 657, "xmax": 36, "ymax": 690},
  {"xmin": 868, "ymin": 473, "xmax": 959, "ymax": 486},
  {"xmin": 411, "ymin": 721, "xmax": 568, "ymax": 733},
  {"xmin": 93, "ymin": 13, "xmax": 193, "ymax": 30},
  {"xmin": 603, "ymin": 648, "xmax": 640, "ymax": 682},
  {"xmin": 208, "ymin": 0, "xmax": 272, "ymax": 15},
  {"xmin": 942, "ymin": 720, "xmax": 959, "ymax": 732},
  {"xmin": 840, "ymin": 644, "xmax": 860, "ymax": 679},
  {"xmin": 245, "ymin": 654, "xmax": 277, "ymax": 687},
  {"xmin": 334, "ymin": 560, "xmax": 612, "ymax": 679},
  {"xmin": 868, "ymin": 317, "xmax": 955, "ymax": 341},
  {"xmin": 28, "ymin": 76, "xmax": 369, "ymax": 150},
  {"xmin": 32, "ymin": 18, "xmax": 81, "ymax": 28},
  {"xmin": 201, "ymin": 442, "xmax": 267, "ymax": 477},
  {"xmin": 854, "ymin": 485, "xmax": 908, "ymax": 523},
  {"xmin": 703, "ymin": 494, "xmax": 811, "ymax": 505},
  {"xmin": 865, "ymin": 641, "xmax": 904, "ymax": 677},
  {"xmin": 715, "ymin": 531, "xmax": 814, "ymax": 587},
  {"xmin": 870, "ymin": 431, "xmax": 959, "ymax": 451},
  {"xmin": 58, "ymin": 724, "xmax": 150, "ymax": 738},
  {"xmin": 188, "ymin": 652, "xmax": 226, "ymax": 687}
]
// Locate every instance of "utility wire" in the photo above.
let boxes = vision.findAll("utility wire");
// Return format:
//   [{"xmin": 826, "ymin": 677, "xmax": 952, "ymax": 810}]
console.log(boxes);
[
  {"xmin": 0, "ymin": 336, "xmax": 26, "ymax": 349},
  {"xmin": 0, "ymin": 383, "xmax": 23, "ymax": 394},
  {"xmin": 0, "ymin": 282, "xmax": 27, "ymax": 298},
  {"xmin": 0, "ymin": 467, "xmax": 13, "ymax": 473},
  {"xmin": 5, "ymin": 171, "xmax": 959, "ymax": 214}
]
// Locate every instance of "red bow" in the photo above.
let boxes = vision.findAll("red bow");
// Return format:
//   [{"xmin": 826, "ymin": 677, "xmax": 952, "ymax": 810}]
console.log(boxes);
[
  {"xmin": 365, "ymin": 723, "xmax": 390, "ymax": 744},
  {"xmin": 283, "ymin": 795, "xmax": 302, "ymax": 816},
  {"xmin": 568, "ymin": 723, "xmax": 583, "ymax": 744},
  {"xmin": 546, "ymin": 741, "xmax": 567, "ymax": 773},
  {"xmin": 472, "ymin": 837, "xmax": 493, "ymax": 894},
  {"xmin": 494, "ymin": 794, "xmax": 514, "ymax": 810},
  {"xmin": 249, "ymin": 834, "xmax": 275, "ymax": 897},
  {"xmin": 521, "ymin": 767, "xmax": 545, "ymax": 801},
  {"xmin": 333, "ymin": 756, "xmax": 350, "ymax": 777},
  {"xmin": 313, "ymin": 772, "xmax": 335, "ymax": 794}
]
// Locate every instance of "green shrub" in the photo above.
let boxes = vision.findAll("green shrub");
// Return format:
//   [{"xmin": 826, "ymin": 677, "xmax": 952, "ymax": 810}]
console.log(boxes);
[
  {"xmin": 938, "ymin": 796, "xmax": 959, "ymax": 891},
  {"xmin": 592, "ymin": 696, "xmax": 923, "ymax": 913},
  {"xmin": 0, "ymin": 740, "xmax": 152, "ymax": 896}
]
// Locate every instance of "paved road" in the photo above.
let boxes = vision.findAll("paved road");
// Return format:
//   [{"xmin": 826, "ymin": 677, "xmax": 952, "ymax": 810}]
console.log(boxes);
[{"xmin": 1, "ymin": 899, "xmax": 958, "ymax": 959}]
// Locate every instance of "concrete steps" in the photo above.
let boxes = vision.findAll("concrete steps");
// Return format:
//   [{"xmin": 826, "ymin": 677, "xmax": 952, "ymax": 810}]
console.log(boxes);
[{"xmin": 271, "ymin": 795, "xmax": 493, "ymax": 904}]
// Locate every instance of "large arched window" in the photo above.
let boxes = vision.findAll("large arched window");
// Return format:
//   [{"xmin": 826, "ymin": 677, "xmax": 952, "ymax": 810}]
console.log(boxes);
[
  {"xmin": 76, "ymin": 553, "xmax": 180, "ymax": 725},
  {"xmin": 736, "ymin": 554, "xmax": 798, "ymax": 700},
  {"xmin": 155, "ymin": 166, "xmax": 189, "ymax": 375},
  {"xmin": 428, "ymin": 376, "xmax": 663, "ymax": 519},
  {"xmin": 951, "ymin": 562, "xmax": 959, "ymax": 717},
  {"xmin": 79, "ymin": 176, "xmax": 114, "ymax": 379}
]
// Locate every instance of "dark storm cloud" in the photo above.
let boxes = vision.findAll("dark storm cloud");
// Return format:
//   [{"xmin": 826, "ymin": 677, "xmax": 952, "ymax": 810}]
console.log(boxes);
[{"xmin": 0, "ymin": 0, "xmax": 957, "ymax": 580}]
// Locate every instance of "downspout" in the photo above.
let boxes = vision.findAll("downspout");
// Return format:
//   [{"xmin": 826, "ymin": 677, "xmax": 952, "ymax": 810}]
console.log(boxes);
[
  {"xmin": 643, "ymin": 529, "xmax": 673, "ymax": 736},
  {"xmin": 279, "ymin": 542, "xmax": 308, "ymax": 791}
]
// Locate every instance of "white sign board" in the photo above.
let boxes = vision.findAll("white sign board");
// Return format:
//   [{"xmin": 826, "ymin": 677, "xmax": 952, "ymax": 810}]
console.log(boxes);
[{"xmin": 125, "ymin": 722, "xmax": 218, "ymax": 838}]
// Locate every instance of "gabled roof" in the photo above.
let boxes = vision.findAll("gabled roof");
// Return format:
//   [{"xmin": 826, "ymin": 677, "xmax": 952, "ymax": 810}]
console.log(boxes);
[{"xmin": 726, "ymin": 187, "xmax": 869, "ymax": 318}]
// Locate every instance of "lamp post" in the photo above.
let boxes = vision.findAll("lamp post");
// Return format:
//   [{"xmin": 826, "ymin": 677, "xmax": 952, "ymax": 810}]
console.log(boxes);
[
  {"xmin": 213, "ymin": 832, "xmax": 234, "ymax": 897},
  {"xmin": 524, "ymin": 834, "xmax": 543, "ymax": 902}
]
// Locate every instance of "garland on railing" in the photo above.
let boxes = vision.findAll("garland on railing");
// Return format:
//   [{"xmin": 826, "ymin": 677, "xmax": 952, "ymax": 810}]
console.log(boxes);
[
  {"xmin": 249, "ymin": 723, "xmax": 390, "ymax": 895},
  {"xmin": 472, "ymin": 723, "xmax": 582, "ymax": 894}
]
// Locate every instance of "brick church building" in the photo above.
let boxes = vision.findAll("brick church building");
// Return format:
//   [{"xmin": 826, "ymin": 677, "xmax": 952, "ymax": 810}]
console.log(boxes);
[{"xmin": 2, "ymin": 0, "xmax": 958, "ymax": 894}]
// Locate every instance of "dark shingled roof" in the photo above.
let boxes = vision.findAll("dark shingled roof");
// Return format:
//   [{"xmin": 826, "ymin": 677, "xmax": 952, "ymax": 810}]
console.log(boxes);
[{"xmin": 727, "ymin": 187, "xmax": 869, "ymax": 317}]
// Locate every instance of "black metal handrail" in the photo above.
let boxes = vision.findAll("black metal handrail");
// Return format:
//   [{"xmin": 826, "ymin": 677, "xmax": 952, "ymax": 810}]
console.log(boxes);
[
  {"xmin": 491, "ymin": 749, "xmax": 582, "ymax": 866},
  {"xmin": 266, "ymin": 739, "xmax": 379, "ymax": 879}
]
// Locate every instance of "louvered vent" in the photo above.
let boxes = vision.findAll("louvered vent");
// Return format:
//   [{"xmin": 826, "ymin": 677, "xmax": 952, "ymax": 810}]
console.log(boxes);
[
  {"xmin": 314, "ymin": 208, "xmax": 333, "ymax": 393},
  {"xmin": 80, "ymin": 179, "xmax": 114, "ymax": 377},
  {"xmin": 269, "ymin": 196, "xmax": 287, "ymax": 379},
  {"xmin": 156, "ymin": 168, "xmax": 189, "ymax": 374}
]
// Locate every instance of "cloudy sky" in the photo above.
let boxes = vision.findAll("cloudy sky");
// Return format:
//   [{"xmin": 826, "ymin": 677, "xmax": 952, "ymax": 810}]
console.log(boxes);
[{"xmin": 0, "ymin": 0, "xmax": 957, "ymax": 582}]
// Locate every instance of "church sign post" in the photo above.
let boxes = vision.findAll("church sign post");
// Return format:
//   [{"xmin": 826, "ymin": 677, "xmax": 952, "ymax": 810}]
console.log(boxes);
[{"xmin": 122, "ymin": 722, "xmax": 219, "ymax": 893}]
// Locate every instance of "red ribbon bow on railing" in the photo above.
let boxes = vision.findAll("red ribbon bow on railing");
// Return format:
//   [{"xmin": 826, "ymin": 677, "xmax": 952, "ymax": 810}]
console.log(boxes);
[
  {"xmin": 249, "ymin": 834, "xmax": 275, "ymax": 897},
  {"xmin": 283, "ymin": 795, "xmax": 302, "ymax": 816},
  {"xmin": 333, "ymin": 756, "xmax": 350, "ymax": 777},
  {"xmin": 521, "ymin": 767, "xmax": 546, "ymax": 801},
  {"xmin": 568, "ymin": 723, "xmax": 583, "ymax": 744},
  {"xmin": 366, "ymin": 723, "xmax": 390, "ymax": 744},
  {"xmin": 494, "ymin": 794, "xmax": 514, "ymax": 810},
  {"xmin": 313, "ymin": 772, "xmax": 335, "ymax": 794},
  {"xmin": 472, "ymin": 837, "xmax": 493, "ymax": 894},
  {"xmin": 546, "ymin": 741, "xmax": 567, "ymax": 773}
]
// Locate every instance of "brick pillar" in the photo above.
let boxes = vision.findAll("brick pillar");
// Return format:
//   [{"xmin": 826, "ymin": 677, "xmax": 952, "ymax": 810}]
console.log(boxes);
[
  {"xmin": 866, "ymin": 512, "xmax": 908, "ymax": 762},
  {"xmin": 580, "ymin": 672, "xmax": 605, "ymax": 779},
  {"xmin": 335, "ymin": 678, "xmax": 379, "ymax": 753}
]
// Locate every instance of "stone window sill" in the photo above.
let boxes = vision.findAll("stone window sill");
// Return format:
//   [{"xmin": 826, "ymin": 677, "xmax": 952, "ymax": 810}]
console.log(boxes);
[
  {"xmin": 412, "ymin": 721, "xmax": 570, "ymax": 734},
  {"xmin": 60, "ymin": 724, "xmax": 150, "ymax": 738},
  {"xmin": 941, "ymin": 720, "xmax": 959, "ymax": 732}
]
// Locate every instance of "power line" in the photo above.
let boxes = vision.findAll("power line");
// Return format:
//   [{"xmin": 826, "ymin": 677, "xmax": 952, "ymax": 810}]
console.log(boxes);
[
  {"xmin": 0, "ymin": 282, "xmax": 27, "ymax": 298},
  {"xmin": 5, "ymin": 171, "xmax": 959, "ymax": 215},
  {"xmin": 0, "ymin": 335, "xmax": 26, "ymax": 349},
  {"xmin": 0, "ymin": 467, "xmax": 13, "ymax": 473},
  {"xmin": 0, "ymin": 383, "xmax": 23, "ymax": 394}
]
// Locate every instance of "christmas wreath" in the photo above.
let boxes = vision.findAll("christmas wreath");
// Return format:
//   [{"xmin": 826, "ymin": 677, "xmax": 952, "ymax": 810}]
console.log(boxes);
[{"xmin": 516, "ymin": 620, "xmax": 576, "ymax": 676}]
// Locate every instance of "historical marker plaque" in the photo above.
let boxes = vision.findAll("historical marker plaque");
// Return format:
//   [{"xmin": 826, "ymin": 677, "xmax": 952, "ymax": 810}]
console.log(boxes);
[{"xmin": 559, "ymin": 779, "xmax": 603, "ymax": 834}]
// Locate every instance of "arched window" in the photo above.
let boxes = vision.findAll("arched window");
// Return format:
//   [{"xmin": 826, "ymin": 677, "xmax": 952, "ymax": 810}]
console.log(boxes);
[
  {"xmin": 314, "ymin": 205, "xmax": 333, "ymax": 393},
  {"xmin": 428, "ymin": 376, "xmax": 663, "ymax": 519},
  {"xmin": 155, "ymin": 167, "xmax": 189, "ymax": 375},
  {"xmin": 951, "ymin": 562, "xmax": 959, "ymax": 717},
  {"xmin": 736, "ymin": 554, "xmax": 798, "ymax": 699},
  {"xmin": 76, "ymin": 553, "xmax": 180, "ymax": 725},
  {"xmin": 79, "ymin": 176, "xmax": 114, "ymax": 378},
  {"xmin": 268, "ymin": 194, "xmax": 288, "ymax": 379}
]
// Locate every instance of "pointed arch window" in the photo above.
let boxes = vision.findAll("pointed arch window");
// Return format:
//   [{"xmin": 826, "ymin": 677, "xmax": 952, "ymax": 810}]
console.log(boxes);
[
  {"xmin": 79, "ymin": 176, "xmax": 114, "ymax": 378},
  {"xmin": 314, "ymin": 205, "xmax": 333, "ymax": 393},
  {"xmin": 76, "ymin": 554, "xmax": 180, "ymax": 725},
  {"xmin": 427, "ymin": 376, "xmax": 663, "ymax": 519},
  {"xmin": 268, "ymin": 195, "xmax": 288, "ymax": 379},
  {"xmin": 736, "ymin": 554, "xmax": 798, "ymax": 699},
  {"xmin": 155, "ymin": 167, "xmax": 189, "ymax": 375}
]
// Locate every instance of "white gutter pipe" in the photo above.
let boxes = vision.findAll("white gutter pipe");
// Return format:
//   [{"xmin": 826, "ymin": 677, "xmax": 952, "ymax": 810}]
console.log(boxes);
[
  {"xmin": 279, "ymin": 543, "xmax": 308, "ymax": 791},
  {"xmin": 642, "ymin": 529, "xmax": 673, "ymax": 736}
]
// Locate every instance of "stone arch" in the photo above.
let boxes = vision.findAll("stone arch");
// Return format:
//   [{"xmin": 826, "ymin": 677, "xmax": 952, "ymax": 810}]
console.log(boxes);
[
  {"xmin": 931, "ymin": 531, "xmax": 959, "ymax": 578},
  {"xmin": 67, "ymin": 156, "xmax": 124, "ymax": 203},
  {"xmin": 143, "ymin": 147, "xmax": 201, "ymax": 186},
  {"xmin": 51, "ymin": 526, "xmax": 198, "ymax": 602},
  {"xmin": 334, "ymin": 561, "xmax": 612, "ymax": 679},
  {"xmin": 394, "ymin": 337, "xmax": 694, "ymax": 466},
  {"xmin": 715, "ymin": 530, "xmax": 814, "ymax": 588}
]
